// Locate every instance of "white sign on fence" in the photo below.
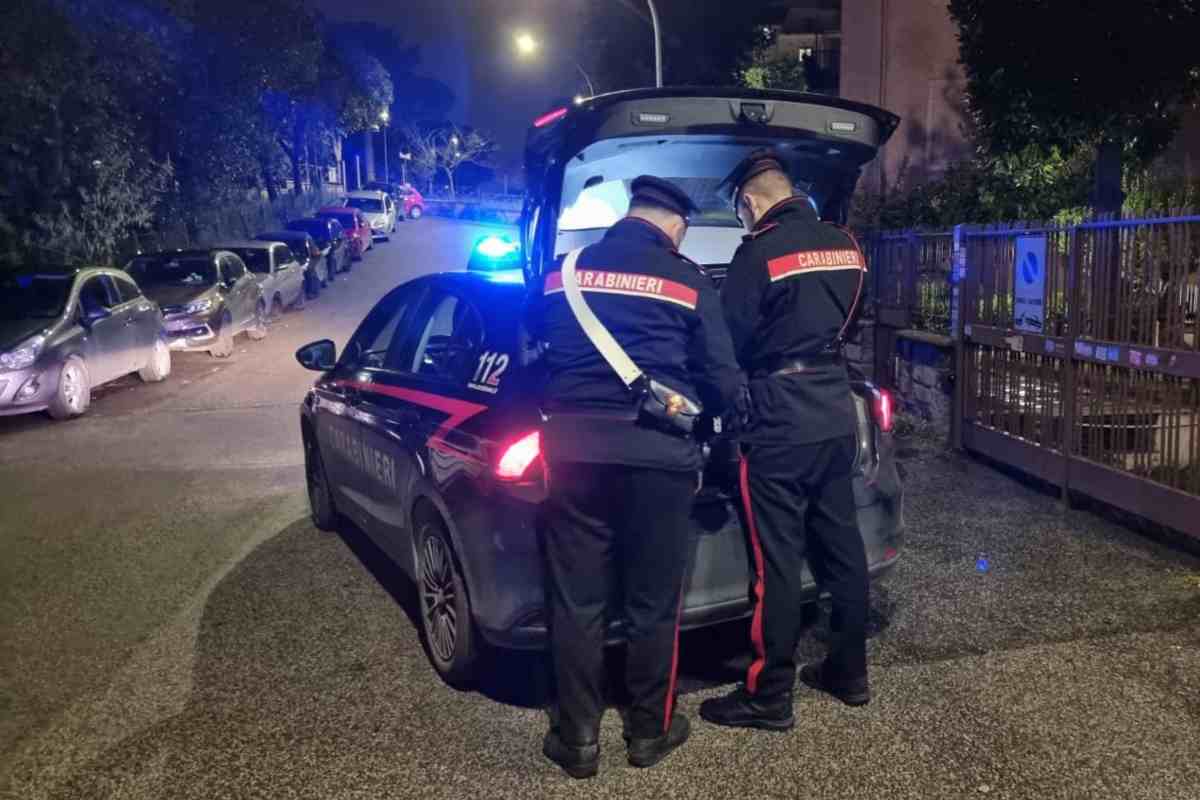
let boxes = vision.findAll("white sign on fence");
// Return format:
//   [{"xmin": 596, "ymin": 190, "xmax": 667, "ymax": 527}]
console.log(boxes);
[{"xmin": 1013, "ymin": 235, "xmax": 1047, "ymax": 333}]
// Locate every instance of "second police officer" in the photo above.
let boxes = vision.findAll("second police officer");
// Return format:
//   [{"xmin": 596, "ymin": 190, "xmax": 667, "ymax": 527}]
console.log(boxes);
[
  {"xmin": 529, "ymin": 176, "xmax": 743, "ymax": 776},
  {"xmin": 701, "ymin": 150, "xmax": 873, "ymax": 731}
]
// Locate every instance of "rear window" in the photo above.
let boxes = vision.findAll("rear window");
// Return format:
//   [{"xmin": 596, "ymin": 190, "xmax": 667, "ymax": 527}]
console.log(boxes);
[
  {"xmin": 228, "ymin": 248, "xmax": 271, "ymax": 274},
  {"xmin": 345, "ymin": 197, "xmax": 384, "ymax": 213},
  {"xmin": 127, "ymin": 256, "xmax": 218, "ymax": 288},
  {"xmin": 558, "ymin": 177, "xmax": 740, "ymax": 231}
]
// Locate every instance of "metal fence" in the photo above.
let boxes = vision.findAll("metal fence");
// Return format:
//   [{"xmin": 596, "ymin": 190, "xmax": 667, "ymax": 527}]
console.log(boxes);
[
  {"xmin": 861, "ymin": 231, "xmax": 954, "ymax": 383},
  {"xmin": 955, "ymin": 215, "xmax": 1200, "ymax": 540}
]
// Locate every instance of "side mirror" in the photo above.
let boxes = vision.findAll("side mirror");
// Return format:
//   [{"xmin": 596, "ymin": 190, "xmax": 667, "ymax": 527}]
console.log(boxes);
[
  {"xmin": 296, "ymin": 339, "xmax": 336, "ymax": 371},
  {"xmin": 81, "ymin": 306, "xmax": 112, "ymax": 327}
]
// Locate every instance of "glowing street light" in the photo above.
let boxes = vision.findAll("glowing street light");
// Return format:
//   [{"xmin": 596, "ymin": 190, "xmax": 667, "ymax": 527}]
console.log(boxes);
[
  {"xmin": 380, "ymin": 109, "xmax": 391, "ymax": 182},
  {"xmin": 515, "ymin": 32, "xmax": 538, "ymax": 56}
]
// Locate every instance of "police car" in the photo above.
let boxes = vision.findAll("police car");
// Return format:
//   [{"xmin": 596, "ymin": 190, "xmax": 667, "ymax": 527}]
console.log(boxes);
[{"xmin": 297, "ymin": 88, "xmax": 904, "ymax": 684}]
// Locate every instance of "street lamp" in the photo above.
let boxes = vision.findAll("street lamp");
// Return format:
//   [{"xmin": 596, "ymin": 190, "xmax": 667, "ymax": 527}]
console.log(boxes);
[
  {"xmin": 380, "ymin": 109, "xmax": 390, "ymax": 183},
  {"xmin": 399, "ymin": 151, "xmax": 412, "ymax": 185},
  {"xmin": 513, "ymin": 31, "xmax": 596, "ymax": 97}
]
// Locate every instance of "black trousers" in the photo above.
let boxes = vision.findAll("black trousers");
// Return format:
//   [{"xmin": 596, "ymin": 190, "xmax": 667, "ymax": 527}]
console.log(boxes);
[
  {"xmin": 541, "ymin": 462, "xmax": 694, "ymax": 743},
  {"xmin": 739, "ymin": 435, "xmax": 869, "ymax": 698}
]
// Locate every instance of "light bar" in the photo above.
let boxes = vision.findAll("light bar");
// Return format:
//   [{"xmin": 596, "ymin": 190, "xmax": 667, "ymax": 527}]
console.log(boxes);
[{"xmin": 474, "ymin": 236, "xmax": 519, "ymax": 259}]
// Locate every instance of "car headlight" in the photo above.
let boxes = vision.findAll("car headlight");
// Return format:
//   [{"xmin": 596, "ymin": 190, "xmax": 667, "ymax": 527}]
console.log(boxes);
[
  {"xmin": 371, "ymin": 218, "xmax": 386, "ymax": 229},
  {"xmin": 0, "ymin": 335, "xmax": 46, "ymax": 371},
  {"xmin": 184, "ymin": 298, "xmax": 214, "ymax": 315}
]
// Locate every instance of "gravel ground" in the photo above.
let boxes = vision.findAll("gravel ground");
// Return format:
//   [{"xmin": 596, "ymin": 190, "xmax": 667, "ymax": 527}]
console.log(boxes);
[{"xmin": 2, "ymin": 221, "xmax": 1198, "ymax": 799}]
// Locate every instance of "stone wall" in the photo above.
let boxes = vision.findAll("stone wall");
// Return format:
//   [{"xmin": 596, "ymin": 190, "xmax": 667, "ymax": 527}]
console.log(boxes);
[
  {"xmin": 893, "ymin": 330, "xmax": 954, "ymax": 434},
  {"xmin": 843, "ymin": 318, "xmax": 876, "ymax": 380}
]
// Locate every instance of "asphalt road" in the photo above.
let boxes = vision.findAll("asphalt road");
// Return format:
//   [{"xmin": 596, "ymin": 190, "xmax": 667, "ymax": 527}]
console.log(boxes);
[{"xmin": 2, "ymin": 219, "xmax": 1199, "ymax": 800}]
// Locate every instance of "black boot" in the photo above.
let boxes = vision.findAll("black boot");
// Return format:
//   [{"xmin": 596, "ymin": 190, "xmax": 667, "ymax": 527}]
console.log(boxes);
[
  {"xmin": 699, "ymin": 687, "xmax": 794, "ymax": 731},
  {"xmin": 626, "ymin": 713, "xmax": 690, "ymax": 768},
  {"xmin": 799, "ymin": 662, "xmax": 870, "ymax": 707},
  {"xmin": 542, "ymin": 729, "xmax": 599, "ymax": 779}
]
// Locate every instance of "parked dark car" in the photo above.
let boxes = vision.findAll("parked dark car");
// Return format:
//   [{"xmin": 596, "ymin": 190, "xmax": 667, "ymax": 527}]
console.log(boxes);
[
  {"xmin": 125, "ymin": 249, "xmax": 267, "ymax": 358},
  {"xmin": 286, "ymin": 217, "xmax": 350, "ymax": 277},
  {"xmin": 0, "ymin": 268, "xmax": 171, "ymax": 419},
  {"xmin": 316, "ymin": 207, "xmax": 372, "ymax": 260},
  {"xmin": 295, "ymin": 83, "xmax": 904, "ymax": 688},
  {"xmin": 256, "ymin": 230, "xmax": 329, "ymax": 299}
]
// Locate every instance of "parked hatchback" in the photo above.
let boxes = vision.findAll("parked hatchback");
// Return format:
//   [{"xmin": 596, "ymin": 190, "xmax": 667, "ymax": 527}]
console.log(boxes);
[
  {"xmin": 317, "ymin": 207, "xmax": 372, "ymax": 260},
  {"xmin": 397, "ymin": 184, "xmax": 425, "ymax": 220},
  {"xmin": 257, "ymin": 230, "xmax": 329, "ymax": 298},
  {"xmin": 0, "ymin": 268, "xmax": 171, "ymax": 419},
  {"xmin": 287, "ymin": 216, "xmax": 350, "ymax": 276},
  {"xmin": 342, "ymin": 190, "xmax": 397, "ymax": 240},
  {"xmin": 125, "ymin": 249, "xmax": 267, "ymax": 358},
  {"xmin": 217, "ymin": 240, "xmax": 307, "ymax": 318}
]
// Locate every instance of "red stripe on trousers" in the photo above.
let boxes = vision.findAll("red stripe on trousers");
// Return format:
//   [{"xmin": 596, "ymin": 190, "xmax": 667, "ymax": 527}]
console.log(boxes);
[
  {"xmin": 739, "ymin": 455, "xmax": 767, "ymax": 694},
  {"xmin": 662, "ymin": 585, "xmax": 685, "ymax": 733}
]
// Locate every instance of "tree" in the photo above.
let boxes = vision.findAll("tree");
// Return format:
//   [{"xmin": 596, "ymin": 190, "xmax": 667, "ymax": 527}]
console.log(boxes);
[
  {"xmin": 948, "ymin": 0, "xmax": 1200, "ymax": 215},
  {"xmin": 737, "ymin": 27, "xmax": 807, "ymax": 91},
  {"xmin": 401, "ymin": 124, "xmax": 493, "ymax": 197},
  {"xmin": 0, "ymin": 1, "xmax": 174, "ymax": 267}
]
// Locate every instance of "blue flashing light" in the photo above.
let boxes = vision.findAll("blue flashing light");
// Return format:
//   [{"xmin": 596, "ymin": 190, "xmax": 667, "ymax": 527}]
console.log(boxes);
[
  {"xmin": 475, "ymin": 235, "xmax": 519, "ymax": 260},
  {"xmin": 976, "ymin": 556, "xmax": 990, "ymax": 573}
]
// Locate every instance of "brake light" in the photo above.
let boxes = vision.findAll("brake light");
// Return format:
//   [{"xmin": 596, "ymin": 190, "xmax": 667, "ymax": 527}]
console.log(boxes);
[
  {"xmin": 533, "ymin": 107, "xmax": 569, "ymax": 128},
  {"xmin": 496, "ymin": 431, "xmax": 541, "ymax": 480},
  {"xmin": 873, "ymin": 388, "xmax": 894, "ymax": 433}
]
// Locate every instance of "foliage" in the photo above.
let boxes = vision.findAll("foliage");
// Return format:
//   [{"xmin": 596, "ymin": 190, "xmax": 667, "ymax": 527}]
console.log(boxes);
[
  {"xmin": 852, "ymin": 144, "xmax": 1093, "ymax": 230},
  {"xmin": 737, "ymin": 27, "xmax": 807, "ymax": 91},
  {"xmin": 0, "ymin": 1, "xmax": 174, "ymax": 268},
  {"xmin": 948, "ymin": 0, "xmax": 1200, "ymax": 213}
]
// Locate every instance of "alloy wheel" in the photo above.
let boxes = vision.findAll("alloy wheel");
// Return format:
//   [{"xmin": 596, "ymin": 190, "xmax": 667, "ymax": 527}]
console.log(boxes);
[{"xmin": 421, "ymin": 534, "xmax": 458, "ymax": 664}]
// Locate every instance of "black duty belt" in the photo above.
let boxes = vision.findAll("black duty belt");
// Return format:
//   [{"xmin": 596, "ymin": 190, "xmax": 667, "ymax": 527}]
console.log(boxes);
[{"xmin": 752, "ymin": 352, "xmax": 843, "ymax": 380}]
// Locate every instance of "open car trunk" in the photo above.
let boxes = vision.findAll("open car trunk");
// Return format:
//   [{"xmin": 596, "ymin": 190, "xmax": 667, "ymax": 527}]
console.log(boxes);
[
  {"xmin": 522, "ymin": 87, "xmax": 898, "ymax": 289},
  {"xmin": 520, "ymin": 88, "xmax": 903, "ymax": 629}
]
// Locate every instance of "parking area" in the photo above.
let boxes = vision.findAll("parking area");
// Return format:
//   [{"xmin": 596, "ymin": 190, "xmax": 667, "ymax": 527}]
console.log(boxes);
[{"xmin": 2, "ymin": 220, "xmax": 1199, "ymax": 800}]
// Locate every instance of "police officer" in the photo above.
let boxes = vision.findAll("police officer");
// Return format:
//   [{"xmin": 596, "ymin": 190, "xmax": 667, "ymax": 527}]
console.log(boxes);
[
  {"xmin": 529, "ymin": 176, "xmax": 743, "ymax": 777},
  {"xmin": 700, "ymin": 150, "xmax": 871, "ymax": 732}
]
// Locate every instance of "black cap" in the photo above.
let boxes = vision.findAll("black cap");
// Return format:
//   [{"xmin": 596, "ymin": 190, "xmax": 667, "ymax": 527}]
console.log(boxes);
[
  {"xmin": 717, "ymin": 148, "xmax": 789, "ymax": 210},
  {"xmin": 629, "ymin": 176, "xmax": 698, "ymax": 221}
]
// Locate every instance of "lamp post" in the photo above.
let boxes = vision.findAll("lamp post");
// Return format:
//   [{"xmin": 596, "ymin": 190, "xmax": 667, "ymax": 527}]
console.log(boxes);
[{"xmin": 380, "ymin": 110, "xmax": 390, "ymax": 183}]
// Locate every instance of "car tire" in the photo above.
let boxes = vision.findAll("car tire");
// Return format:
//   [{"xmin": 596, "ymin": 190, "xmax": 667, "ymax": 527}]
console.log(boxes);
[
  {"xmin": 270, "ymin": 296, "xmax": 284, "ymax": 322},
  {"xmin": 416, "ymin": 511, "xmax": 479, "ymax": 687},
  {"xmin": 138, "ymin": 336, "xmax": 172, "ymax": 383},
  {"xmin": 305, "ymin": 434, "xmax": 340, "ymax": 532},
  {"xmin": 409, "ymin": 205, "xmax": 423, "ymax": 220},
  {"xmin": 247, "ymin": 301, "xmax": 268, "ymax": 341},
  {"xmin": 210, "ymin": 313, "xmax": 235, "ymax": 358},
  {"xmin": 48, "ymin": 356, "xmax": 91, "ymax": 420}
]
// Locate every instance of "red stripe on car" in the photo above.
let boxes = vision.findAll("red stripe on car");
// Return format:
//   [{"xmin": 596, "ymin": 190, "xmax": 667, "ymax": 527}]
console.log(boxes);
[{"xmin": 334, "ymin": 379, "xmax": 487, "ymax": 452}]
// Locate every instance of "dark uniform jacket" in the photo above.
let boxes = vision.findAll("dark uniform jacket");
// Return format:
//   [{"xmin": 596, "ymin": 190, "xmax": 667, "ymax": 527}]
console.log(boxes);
[
  {"xmin": 528, "ymin": 218, "xmax": 743, "ymax": 472},
  {"xmin": 720, "ymin": 197, "xmax": 866, "ymax": 446}
]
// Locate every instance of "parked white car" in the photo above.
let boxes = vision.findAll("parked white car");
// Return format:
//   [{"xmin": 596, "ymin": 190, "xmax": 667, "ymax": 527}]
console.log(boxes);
[
  {"xmin": 216, "ymin": 240, "xmax": 307, "ymax": 318},
  {"xmin": 342, "ymin": 190, "xmax": 397, "ymax": 241}
]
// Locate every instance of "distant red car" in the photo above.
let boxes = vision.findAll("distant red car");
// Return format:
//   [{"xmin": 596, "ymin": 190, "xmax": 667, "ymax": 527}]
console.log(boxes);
[
  {"xmin": 397, "ymin": 184, "xmax": 425, "ymax": 220},
  {"xmin": 317, "ymin": 207, "xmax": 372, "ymax": 259}
]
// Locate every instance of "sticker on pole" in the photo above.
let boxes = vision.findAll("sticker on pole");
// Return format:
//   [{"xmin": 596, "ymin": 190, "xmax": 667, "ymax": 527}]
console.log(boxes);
[{"xmin": 1013, "ymin": 235, "xmax": 1046, "ymax": 334}]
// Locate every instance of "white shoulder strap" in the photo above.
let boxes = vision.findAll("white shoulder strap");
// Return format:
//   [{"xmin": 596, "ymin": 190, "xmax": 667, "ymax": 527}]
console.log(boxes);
[{"xmin": 560, "ymin": 247, "xmax": 643, "ymax": 388}]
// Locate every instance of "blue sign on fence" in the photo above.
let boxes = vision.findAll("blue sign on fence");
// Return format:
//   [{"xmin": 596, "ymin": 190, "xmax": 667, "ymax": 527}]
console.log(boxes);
[{"xmin": 1013, "ymin": 235, "xmax": 1047, "ymax": 333}]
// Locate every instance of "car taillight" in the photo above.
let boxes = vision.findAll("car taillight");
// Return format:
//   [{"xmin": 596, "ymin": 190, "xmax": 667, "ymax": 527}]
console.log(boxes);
[
  {"xmin": 496, "ymin": 431, "xmax": 541, "ymax": 480},
  {"xmin": 872, "ymin": 388, "xmax": 894, "ymax": 433}
]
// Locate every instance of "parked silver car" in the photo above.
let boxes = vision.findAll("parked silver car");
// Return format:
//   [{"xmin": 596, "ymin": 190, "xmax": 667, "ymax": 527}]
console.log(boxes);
[
  {"xmin": 342, "ymin": 190, "xmax": 397, "ymax": 241},
  {"xmin": 217, "ymin": 240, "xmax": 307, "ymax": 318},
  {"xmin": 125, "ymin": 249, "xmax": 267, "ymax": 358},
  {"xmin": 0, "ymin": 268, "xmax": 171, "ymax": 419}
]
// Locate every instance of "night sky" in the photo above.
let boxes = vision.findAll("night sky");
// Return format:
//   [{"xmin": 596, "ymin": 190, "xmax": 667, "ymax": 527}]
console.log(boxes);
[{"xmin": 310, "ymin": 0, "xmax": 599, "ymax": 168}]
